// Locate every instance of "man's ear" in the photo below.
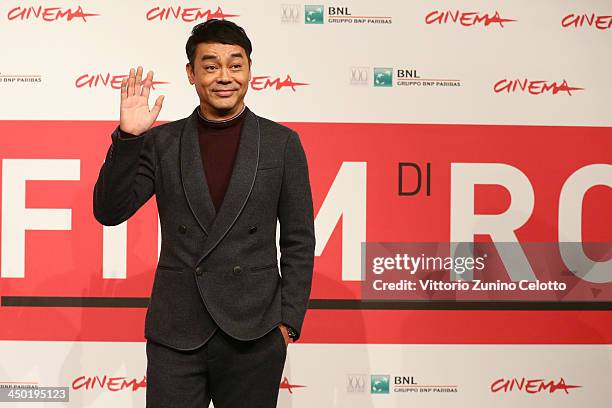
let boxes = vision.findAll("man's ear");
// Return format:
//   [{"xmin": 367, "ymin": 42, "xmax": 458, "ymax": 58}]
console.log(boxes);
[
  {"xmin": 186, "ymin": 63, "xmax": 194, "ymax": 85},
  {"xmin": 248, "ymin": 59, "xmax": 252, "ymax": 81}
]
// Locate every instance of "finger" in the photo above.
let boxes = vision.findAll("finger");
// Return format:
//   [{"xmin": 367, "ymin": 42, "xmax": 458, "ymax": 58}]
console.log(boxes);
[
  {"xmin": 120, "ymin": 77, "xmax": 128, "ymax": 101},
  {"xmin": 141, "ymin": 71, "xmax": 153, "ymax": 99},
  {"xmin": 128, "ymin": 67, "xmax": 135, "ymax": 97},
  {"xmin": 135, "ymin": 66, "xmax": 143, "ymax": 96},
  {"xmin": 151, "ymin": 95, "xmax": 164, "ymax": 118}
]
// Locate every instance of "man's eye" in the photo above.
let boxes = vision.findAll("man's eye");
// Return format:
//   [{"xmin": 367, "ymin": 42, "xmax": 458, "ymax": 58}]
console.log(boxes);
[
  {"xmin": 205, "ymin": 66, "xmax": 217, "ymax": 71},
  {"xmin": 232, "ymin": 64, "xmax": 242, "ymax": 69}
]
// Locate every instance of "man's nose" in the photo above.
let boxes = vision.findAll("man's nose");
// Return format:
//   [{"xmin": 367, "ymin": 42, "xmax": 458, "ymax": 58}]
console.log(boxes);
[{"xmin": 217, "ymin": 67, "xmax": 231, "ymax": 82}]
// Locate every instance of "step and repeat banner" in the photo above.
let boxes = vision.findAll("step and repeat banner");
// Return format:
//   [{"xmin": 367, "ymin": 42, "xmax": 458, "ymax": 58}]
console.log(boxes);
[{"xmin": 1, "ymin": 1, "xmax": 611, "ymax": 407}]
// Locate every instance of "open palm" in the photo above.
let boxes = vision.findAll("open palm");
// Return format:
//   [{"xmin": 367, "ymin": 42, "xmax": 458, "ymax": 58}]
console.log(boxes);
[{"xmin": 119, "ymin": 66, "xmax": 165, "ymax": 136}]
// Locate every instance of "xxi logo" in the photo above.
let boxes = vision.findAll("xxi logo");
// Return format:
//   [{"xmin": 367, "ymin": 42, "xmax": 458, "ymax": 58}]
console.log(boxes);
[
  {"xmin": 280, "ymin": 4, "xmax": 301, "ymax": 23},
  {"xmin": 350, "ymin": 67, "xmax": 369, "ymax": 85}
]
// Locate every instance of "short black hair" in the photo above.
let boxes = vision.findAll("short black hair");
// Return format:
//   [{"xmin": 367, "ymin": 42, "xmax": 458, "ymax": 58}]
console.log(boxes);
[{"xmin": 185, "ymin": 19, "xmax": 252, "ymax": 67}]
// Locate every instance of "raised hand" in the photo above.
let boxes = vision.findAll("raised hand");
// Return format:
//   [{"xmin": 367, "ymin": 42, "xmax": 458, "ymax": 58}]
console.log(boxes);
[{"xmin": 119, "ymin": 66, "xmax": 165, "ymax": 136}]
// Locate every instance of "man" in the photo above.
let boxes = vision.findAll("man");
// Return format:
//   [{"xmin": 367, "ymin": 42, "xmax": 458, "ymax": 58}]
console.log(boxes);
[{"xmin": 93, "ymin": 19, "xmax": 315, "ymax": 408}]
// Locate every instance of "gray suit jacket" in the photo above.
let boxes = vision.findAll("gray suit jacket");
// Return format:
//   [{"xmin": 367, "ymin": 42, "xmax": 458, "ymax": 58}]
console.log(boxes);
[{"xmin": 93, "ymin": 106, "xmax": 315, "ymax": 350}]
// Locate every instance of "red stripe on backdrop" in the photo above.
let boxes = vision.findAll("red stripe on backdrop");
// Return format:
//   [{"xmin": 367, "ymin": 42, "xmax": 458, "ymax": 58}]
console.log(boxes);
[
  {"xmin": 1, "ymin": 309, "xmax": 611, "ymax": 344},
  {"xmin": 301, "ymin": 310, "xmax": 612, "ymax": 344},
  {"xmin": 0, "ymin": 120, "xmax": 610, "ymax": 343}
]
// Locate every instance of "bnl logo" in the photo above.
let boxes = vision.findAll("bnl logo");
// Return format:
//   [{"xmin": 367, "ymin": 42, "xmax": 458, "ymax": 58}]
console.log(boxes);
[
  {"xmin": 374, "ymin": 68, "xmax": 393, "ymax": 87},
  {"xmin": 371, "ymin": 375, "xmax": 390, "ymax": 394},
  {"xmin": 305, "ymin": 5, "xmax": 324, "ymax": 24}
]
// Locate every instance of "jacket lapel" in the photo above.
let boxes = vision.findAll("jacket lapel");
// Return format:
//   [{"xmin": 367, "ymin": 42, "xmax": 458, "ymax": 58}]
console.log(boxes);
[
  {"xmin": 180, "ymin": 106, "xmax": 260, "ymax": 261},
  {"xmin": 180, "ymin": 107, "xmax": 217, "ymax": 234}
]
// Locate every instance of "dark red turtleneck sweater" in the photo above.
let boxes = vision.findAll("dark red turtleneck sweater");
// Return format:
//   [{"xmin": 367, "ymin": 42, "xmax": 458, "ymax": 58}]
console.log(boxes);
[{"xmin": 196, "ymin": 105, "xmax": 248, "ymax": 213}]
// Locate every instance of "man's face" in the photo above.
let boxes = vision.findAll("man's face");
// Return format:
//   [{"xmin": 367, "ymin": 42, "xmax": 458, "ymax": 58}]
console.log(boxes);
[{"xmin": 186, "ymin": 42, "xmax": 251, "ymax": 120}]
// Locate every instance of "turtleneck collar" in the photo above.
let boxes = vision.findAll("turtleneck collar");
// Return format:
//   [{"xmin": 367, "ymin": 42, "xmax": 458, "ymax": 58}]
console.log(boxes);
[{"xmin": 197, "ymin": 104, "xmax": 249, "ymax": 129}]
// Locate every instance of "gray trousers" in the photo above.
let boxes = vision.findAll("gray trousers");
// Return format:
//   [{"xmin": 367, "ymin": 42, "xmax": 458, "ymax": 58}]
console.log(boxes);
[{"xmin": 145, "ymin": 326, "xmax": 287, "ymax": 407}]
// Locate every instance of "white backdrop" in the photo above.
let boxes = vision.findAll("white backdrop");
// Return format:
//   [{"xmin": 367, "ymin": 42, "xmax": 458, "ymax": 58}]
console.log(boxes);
[{"xmin": 0, "ymin": 1, "xmax": 611, "ymax": 407}]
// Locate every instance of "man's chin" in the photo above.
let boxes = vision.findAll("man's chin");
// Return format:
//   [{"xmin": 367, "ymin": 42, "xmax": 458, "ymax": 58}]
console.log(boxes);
[
  {"xmin": 211, "ymin": 100, "xmax": 242, "ymax": 113},
  {"xmin": 199, "ymin": 101, "xmax": 244, "ymax": 119}
]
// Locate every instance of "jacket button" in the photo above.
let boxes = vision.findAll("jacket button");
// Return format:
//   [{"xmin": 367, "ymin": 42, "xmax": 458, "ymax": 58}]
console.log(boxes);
[
  {"xmin": 178, "ymin": 225, "xmax": 187, "ymax": 234},
  {"xmin": 195, "ymin": 266, "xmax": 203, "ymax": 276},
  {"xmin": 233, "ymin": 265, "xmax": 242, "ymax": 274},
  {"xmin": 249, "ymin": 226, "xmax": 257, "ymax": 234}
]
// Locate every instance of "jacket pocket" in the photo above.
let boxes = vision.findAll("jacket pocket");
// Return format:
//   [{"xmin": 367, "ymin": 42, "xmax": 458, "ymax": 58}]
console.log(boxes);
[
  {"xmin": 156, "ymin": 264, "xmax": 186, "ymax": 273},
  {"xmin": 250, "ymin": 262, "xmax": 278, "ymax": 272}
]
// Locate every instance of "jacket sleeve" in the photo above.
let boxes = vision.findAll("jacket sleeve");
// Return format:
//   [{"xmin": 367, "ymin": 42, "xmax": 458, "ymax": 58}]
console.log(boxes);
[
  {"xmin": 278, "ymin": 130, "xmax": 316, "ymax": 342},
  {"xmin": 92, "ymin": 126, "xmax": 156, "ymax": 226}
]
